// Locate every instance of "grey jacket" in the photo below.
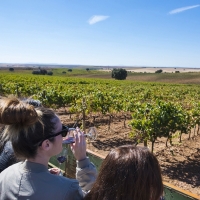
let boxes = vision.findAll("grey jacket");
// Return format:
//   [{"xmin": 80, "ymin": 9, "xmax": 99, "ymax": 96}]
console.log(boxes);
[{"xmin": 0, "ymin": 158, "xmax": 97, "ymax": 200}]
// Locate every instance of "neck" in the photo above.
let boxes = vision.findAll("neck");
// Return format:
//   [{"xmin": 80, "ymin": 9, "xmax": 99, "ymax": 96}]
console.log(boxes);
[{"xmin": 27, "ymin": 154, "xmax": 49, "ymax": 167}]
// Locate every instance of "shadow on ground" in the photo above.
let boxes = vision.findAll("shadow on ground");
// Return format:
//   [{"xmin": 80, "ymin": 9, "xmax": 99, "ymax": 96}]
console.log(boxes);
[{"xmin": 160, "ymin": 150, "xmax": 200, "ymax": 187}]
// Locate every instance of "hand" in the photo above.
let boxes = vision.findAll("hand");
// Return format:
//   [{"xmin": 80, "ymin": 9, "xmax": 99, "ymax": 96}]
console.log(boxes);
[
  {"xmin": 70, "ymin": 128, "xmax": 87, "ymax": 161},
  {"xmin": 49, "ymin": 168, "xmax": 61, "ymax": 175}
]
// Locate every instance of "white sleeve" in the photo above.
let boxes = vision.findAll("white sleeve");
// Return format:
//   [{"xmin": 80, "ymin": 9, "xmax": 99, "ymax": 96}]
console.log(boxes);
[{"xmin": 76, "ymin": 157, "xmax": 97, "ymax": 194}]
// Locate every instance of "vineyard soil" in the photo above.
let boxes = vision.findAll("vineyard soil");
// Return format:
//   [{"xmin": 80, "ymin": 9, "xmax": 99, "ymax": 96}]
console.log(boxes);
[{"xmin": 58, "ymin": 109, "xmax": 200, "ymax": 197}]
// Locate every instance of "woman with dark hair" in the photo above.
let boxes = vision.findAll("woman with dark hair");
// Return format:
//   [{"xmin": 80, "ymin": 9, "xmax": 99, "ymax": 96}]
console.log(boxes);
[
  {"xmin": 0, "ymin": 97, "xmax": 97, "ymax": 199},
  {"xmin": 84, "ymin": 145, "xmax": 163, "ymax": 200},
  {"xmin": 0, "ymin": 98, "xmax": 42, "ymax": 173}
]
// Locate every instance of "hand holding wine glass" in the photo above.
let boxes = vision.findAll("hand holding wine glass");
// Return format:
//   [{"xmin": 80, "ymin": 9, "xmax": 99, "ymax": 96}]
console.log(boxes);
[
  {"xmin": 70, "ymin": 128, "xmax": 87, "ymax": 161},
  {"xmin": 62, "ymin": 127, "xmax": 98, "ymax": 144}
]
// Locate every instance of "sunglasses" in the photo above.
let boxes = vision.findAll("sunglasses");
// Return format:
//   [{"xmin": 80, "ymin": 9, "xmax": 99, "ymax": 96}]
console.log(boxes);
[{"xmin": 38, "ymin": 125, "xmax": 69, "ymax": 146}]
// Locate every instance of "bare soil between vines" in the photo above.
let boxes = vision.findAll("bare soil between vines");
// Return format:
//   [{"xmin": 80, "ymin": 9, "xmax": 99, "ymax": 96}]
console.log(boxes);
[{"xmin": 58, "ymin": 109, "xmax": 200, "ymax": 197}]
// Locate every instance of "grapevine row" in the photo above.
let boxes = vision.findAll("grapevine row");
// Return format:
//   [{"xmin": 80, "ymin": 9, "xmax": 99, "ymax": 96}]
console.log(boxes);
[{"xmin": 1, "ymin": 73, "xmax": 200, "ymax": 151}]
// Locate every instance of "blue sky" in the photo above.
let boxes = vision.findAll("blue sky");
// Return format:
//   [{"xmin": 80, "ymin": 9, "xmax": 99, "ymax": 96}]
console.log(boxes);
[{"xmin": 0, "ymin": 0, "xmax": 200, "ymax": 67}]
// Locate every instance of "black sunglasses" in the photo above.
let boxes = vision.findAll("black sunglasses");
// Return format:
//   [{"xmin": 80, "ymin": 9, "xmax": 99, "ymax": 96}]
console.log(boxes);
[{"xmin": 38, "ymin": 125, "xmax": 69, "ymax": 146}]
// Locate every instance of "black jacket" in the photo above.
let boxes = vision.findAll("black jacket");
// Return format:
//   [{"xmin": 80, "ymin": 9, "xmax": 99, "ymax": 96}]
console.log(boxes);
[{"xmin": 0, "ymin": 141, "xmax": 16, "ymax": 173}]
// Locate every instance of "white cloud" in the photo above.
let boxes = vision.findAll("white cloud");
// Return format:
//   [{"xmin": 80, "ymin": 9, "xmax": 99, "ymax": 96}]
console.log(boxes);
[
  {"xmin": 88, "ymin": 15, "xmax": 109, "ymax": 25},
  {"xmin": 169, "ymin": 5, "xmax": 200, "ymax": 15}
]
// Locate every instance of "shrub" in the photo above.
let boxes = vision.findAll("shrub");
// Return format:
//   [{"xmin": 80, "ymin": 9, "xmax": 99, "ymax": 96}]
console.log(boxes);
[
  {"xmin": 47, "ymin": 71, "xmax": 53, "ymax": 75},
  {"xmin": 32, "ymin": 69, "xmax": 48, "ymax": 75},
  {"xmin": 111, "ymin": 68, "xmax": 127, "ymax": 80},
  {"xmin": 155, "ymin": 69, "xmax": 162, "ymax": 73},
  {"xmin": 32, "ymin": 70, "xmax": 41, "ymax": 75},
  {"xmin": 9, "ymin": 68, "xmax": 14, "ymax": 71}
]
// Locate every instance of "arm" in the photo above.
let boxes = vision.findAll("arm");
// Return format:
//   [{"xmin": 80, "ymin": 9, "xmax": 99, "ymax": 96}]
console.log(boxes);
[
  {"xmin": 76, "ymin": 157, "xmax": 97, "ymax": 192},
  {"xmin": 70, "ymin": 129, "xmax": 97, "ymax": 194}
]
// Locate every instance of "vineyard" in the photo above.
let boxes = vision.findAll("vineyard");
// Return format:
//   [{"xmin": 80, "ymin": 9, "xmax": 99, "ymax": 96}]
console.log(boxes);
[
  {"xmin": 1, "ymin": 72, "xmax": 200, "ymax": 151},
  {"xmin": 1, "ymin": 72, "xmax": 200, "ymax": 195}
]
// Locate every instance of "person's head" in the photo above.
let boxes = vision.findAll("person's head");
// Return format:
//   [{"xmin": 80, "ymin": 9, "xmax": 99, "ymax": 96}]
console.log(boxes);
[
  {"xmin": 0, "ymin": 98, "xmax": 42, "ymax": 152},
  {"xmin": 84, "ymin": 145, "xmax": 163, "ymax": 200},
  {"xmin": 0, "ymin": 97, "xmax": 64, "ymax": 159}
]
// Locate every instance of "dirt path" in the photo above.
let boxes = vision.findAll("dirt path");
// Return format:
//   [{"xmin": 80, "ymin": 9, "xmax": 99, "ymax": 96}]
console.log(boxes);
[{"xmin": 59, "ymin": 111, "xmax": 200, "ymax": 196}]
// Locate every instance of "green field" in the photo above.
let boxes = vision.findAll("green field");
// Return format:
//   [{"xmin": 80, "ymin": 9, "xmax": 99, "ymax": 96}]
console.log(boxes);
[
  {"xmin": 1, "ymin": 67, "xmax": 200, "ymax": 84},
  {"xmin": 1, "ymin": 68, "xmax": 200, "ymax": 150}
]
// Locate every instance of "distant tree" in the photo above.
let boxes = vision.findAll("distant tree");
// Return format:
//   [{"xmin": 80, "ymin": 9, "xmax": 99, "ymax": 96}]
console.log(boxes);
[
  {"xmin": 32, "ymin": 69, "xmax": 48, "ymax": 75},
  {"xmin": 68, "ymin": 69, "xmax": 72, "ymax": 72},
  {"xmin": 40, "ymin": 69, "xmax": 47, "ymax": 75},
  {"xmin": 111, "ymin": 68, "xmax": 127, "ymax": 80},
  {"xmin": 155, "ymin": 69, "xmax": 162, "ymax": 73},
  {"xmin": 47, "ymin": 71, "xmax": 53, "ymax": 75},
  {"xmin": 9, "ymin": 68, "xmax": 14, "ymax": 71},
  {"xmin": 175, "ymin": 71, "xmax": 180, "ymax": 73},
  {"xmin": 86, "ymin": 68, "xmax": 89, "ymax": 71},
  {"xmin": 62, "ymin": 71, "xmax": 66, "ymax": 74},
  {"xmin": 32, "ymin": 70, "xmax": 41, "ymax": 75}
]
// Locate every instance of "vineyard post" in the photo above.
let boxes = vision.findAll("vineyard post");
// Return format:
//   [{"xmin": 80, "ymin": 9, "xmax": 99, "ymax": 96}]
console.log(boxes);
[
  {"xmin": 151, "ymin": 139, "xmax": 155, "ymax": 153},
  {"xmin": 82, "ymin": 97, "xmax": 86, "ymax": 133},
  {"xmin": 123, "ymin": 114, "xmax": 126, "ymax": 128},
  {"xmin": 42, "ymin": 90, "xmax": 46, "ymax": 99},
  {"xmin": 108, "ymin": 115, "xmax": 111, "ymax": 130},
  {"xmin": 92, "ymin": 115, "xmax": 96, "ymax": 126},
  {"xmin": 193, "ymin": 125, "xmax": 196, "ymax": 137},
  {"xmin": 16, "ymin": 84, "xmax": 19, "ymax": 97},
  {"xmin": 144, "ymin": 137, "xmax": 148, "ymax": 147},
  {"xmin": 197, "ymin": 124, "xmax": 200, "ymax": 135},
  {"xmin": 188, "ymin": 129, "xmax": 192, "ymax": 140},
  {"xmin": 179, "ymin": 132, "xmax": 182, "ymax": 143}
]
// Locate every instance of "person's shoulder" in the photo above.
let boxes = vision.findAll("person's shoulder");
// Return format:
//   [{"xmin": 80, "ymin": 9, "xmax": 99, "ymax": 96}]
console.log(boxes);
[
  {"xmin": 49, "ymin": 174, "xmax": 79, "ymax": 189},
  {"xmin": 0, "ymin": 161, "xmax": 21, "ymax": 175},
  {"xmin": 51, "ymin": 174, "xmax": 78, "ymax": 184},
  {"xmin": 51, "ymin": 176, "xmax": 83, "ymax": 199}
]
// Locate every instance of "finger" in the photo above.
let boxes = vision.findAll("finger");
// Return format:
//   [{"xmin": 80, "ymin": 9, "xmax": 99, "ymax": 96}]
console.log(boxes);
[
  {"xmin": 80, "ymin": 132, "xmax": 85, "ymax": 144},
  {"xmin": 75, "ymin": 127, "xmax": 80, "ymax": 134},
  {"xmin": 75, "ymin": 132, "xmax": 79, "ymax": 144},
  {"xmin": 72, "ymin": 130, "xmax": 77, "ymax": 138},
  {"xmin": 57, "ymin": 169, "xmax": 61, "ymax": 175},
  {"xmin": 79, "ymin": 131, "xmax": 85, "ymax": 144},
  {"xmin": 49, "ymin": 169, "xmax": 57, "ymax": 174}
]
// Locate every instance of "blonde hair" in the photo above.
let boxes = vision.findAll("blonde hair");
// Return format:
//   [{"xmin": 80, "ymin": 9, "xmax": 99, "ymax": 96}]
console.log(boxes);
[
  {"xmin": 0, "ymin": 97, "xmax": 41, "ymax": 140},
  {"xmin": 0, "ymin": 96, "xmax": 56, "ymax": 158}
]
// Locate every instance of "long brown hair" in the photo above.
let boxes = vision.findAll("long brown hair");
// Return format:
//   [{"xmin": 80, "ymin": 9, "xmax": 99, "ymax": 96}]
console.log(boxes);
[
  {"xmin": 84, "ymin": 145, "xmax": 163, "ymax": 200},
  {"xmin": 0, "ymin": 97, "xmax": 57, "ymax": 159}
]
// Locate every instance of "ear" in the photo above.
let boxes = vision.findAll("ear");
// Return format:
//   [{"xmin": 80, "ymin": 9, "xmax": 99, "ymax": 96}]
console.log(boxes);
[{"xmin": 40, "ymin": 140, "xmax": 52, "ymax": 151}]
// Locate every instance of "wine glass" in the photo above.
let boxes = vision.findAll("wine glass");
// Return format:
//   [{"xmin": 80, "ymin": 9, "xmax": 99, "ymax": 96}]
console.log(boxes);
[
  {"xmin": 62, "ymin": 127, "xmax": 98, "ymax": 144},
  {"xmin": 85, "ymin": 127, "xmax": 98, "ymax": 141},
  {"xmin": 56, "ymin": 147, "xmax": 68, "ymax": 175}
]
